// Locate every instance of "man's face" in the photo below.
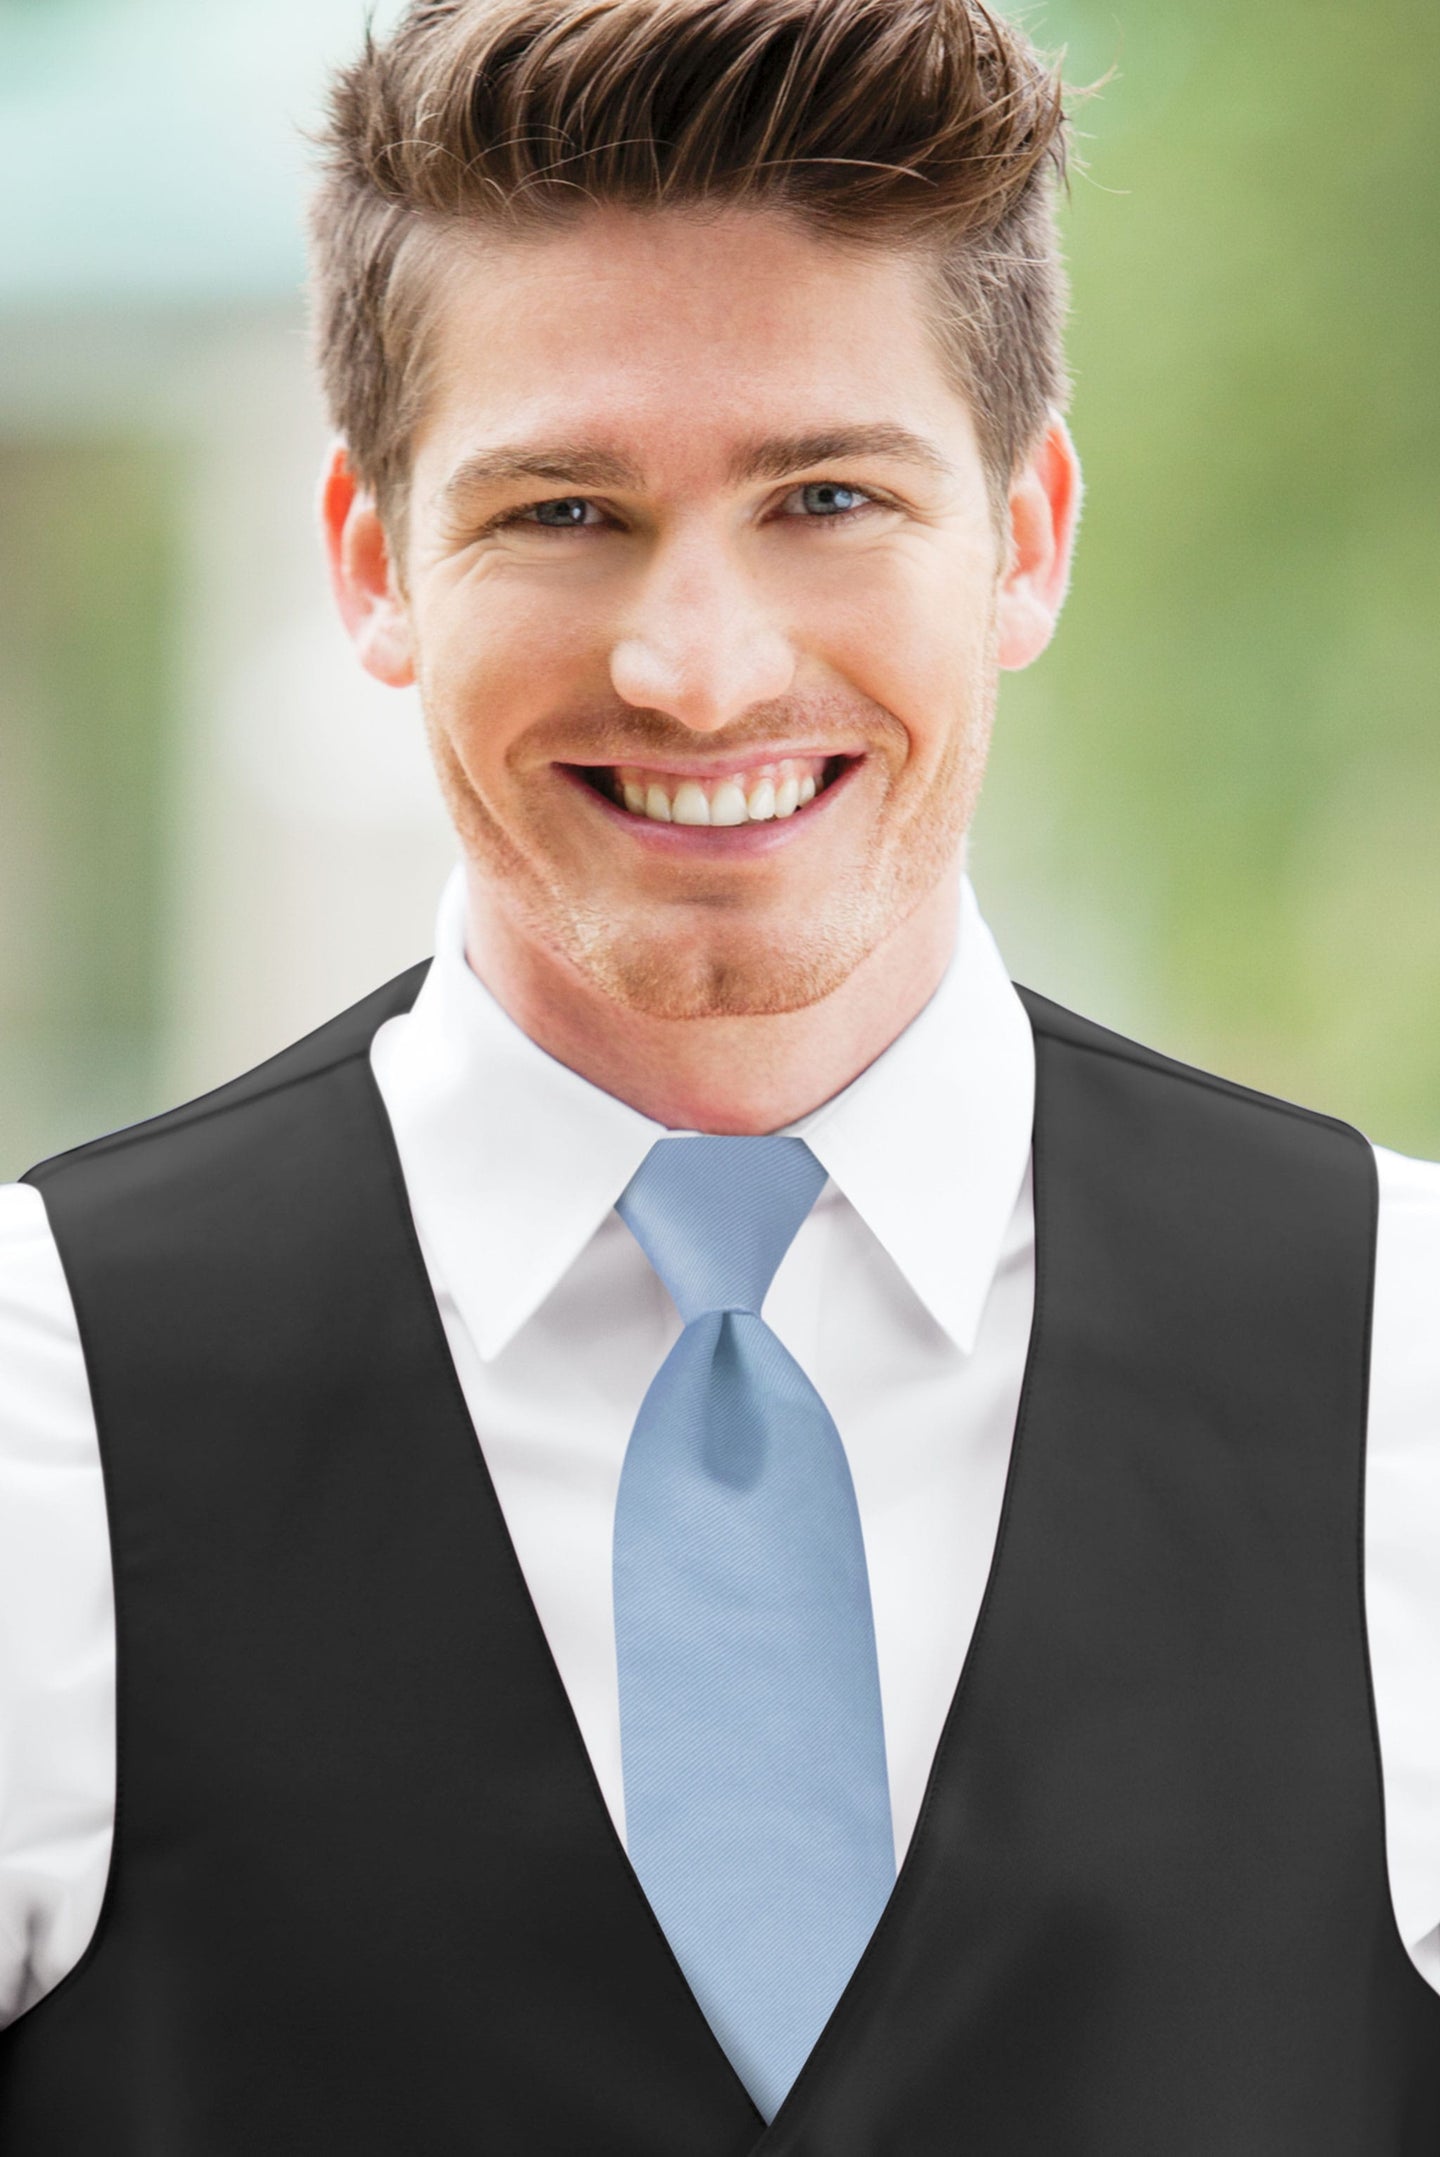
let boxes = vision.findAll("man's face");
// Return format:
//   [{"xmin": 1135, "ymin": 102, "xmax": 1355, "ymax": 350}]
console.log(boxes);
[{"xmin": 350, "ymin": 206, "xmax": 1068, "ymax": 1019}]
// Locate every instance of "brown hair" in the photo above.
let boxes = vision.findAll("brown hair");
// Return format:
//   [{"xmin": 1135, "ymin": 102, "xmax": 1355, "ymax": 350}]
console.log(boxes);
[{"xmin": 309, "ymin": 0, "xmax": 1081, "ymax": 542}]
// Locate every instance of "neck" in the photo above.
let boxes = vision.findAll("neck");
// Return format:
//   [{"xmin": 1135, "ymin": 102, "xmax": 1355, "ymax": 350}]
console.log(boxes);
[{"xmin": 461, "ymin": 866, "xmax": 963, "ymax": 1134}]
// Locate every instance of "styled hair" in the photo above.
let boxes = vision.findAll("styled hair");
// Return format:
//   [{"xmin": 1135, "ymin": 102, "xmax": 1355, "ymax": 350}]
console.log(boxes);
[{"xmin": 309, "ymin": 0, "xmax": 1079, "ymax": 539}]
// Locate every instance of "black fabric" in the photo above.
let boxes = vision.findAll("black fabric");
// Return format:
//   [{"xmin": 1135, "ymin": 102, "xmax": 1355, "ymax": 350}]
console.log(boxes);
[{"xmin": 1, "ymin": 970, "xmax": 1436, "ymax": 2153}]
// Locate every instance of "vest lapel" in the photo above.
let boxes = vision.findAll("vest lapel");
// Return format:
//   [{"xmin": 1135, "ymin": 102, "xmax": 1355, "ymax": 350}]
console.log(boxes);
[{"xmin": 353, "ymin": 1048, "xmax": 769, "ymax": 2144}]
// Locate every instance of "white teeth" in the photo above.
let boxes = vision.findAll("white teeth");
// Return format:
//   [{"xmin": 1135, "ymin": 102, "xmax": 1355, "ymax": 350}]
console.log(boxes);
[
  {"xmin": 708, "ymin": 780, "xmax": 748, "ymax": 826},
  {"xmin": 611, "ymin": 760, "xmax": 837, "ymax": 824}
]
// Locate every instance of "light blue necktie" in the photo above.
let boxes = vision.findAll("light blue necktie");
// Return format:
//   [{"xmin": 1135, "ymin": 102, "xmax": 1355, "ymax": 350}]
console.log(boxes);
[{"xmin": 613, "ymin": 1135, "xmax": 896, "ymax": 2122}]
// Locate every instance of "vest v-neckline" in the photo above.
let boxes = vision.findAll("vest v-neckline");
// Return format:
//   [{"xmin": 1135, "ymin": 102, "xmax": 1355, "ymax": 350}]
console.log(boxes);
[{"xmin": 359, "ymin": 1013, "xmax": 1049, "ymax": 2153}]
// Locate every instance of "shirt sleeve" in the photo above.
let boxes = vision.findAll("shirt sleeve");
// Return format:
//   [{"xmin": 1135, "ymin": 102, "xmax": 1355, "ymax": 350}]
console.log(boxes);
[
  {"xmin": 0, "ymin": 1181, "xmax": 114, "ymax": 2027},
  {"xmin": 1368, "ymin": 1143, "xmax": 1440, "ymax": 1990}
]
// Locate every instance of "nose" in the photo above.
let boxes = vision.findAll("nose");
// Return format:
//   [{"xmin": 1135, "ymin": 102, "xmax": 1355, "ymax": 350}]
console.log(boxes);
[{"xmin": 608, "ymin": 529, "xmax": 796, "ymax": 732}]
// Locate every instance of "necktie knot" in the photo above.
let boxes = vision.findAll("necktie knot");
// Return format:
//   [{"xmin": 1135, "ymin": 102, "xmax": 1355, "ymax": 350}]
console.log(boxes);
[{"xmin": 617, "ymin": 1135, "xmax": 826, "ymax": 1324}]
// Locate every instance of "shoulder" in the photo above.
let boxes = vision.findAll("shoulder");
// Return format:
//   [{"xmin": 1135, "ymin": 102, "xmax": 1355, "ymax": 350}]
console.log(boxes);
[
  {"xmin": 23, "ymin": 962, "xmax": 430, "ymax": 1200},
  {"xmin": 1363, "ymin": 1143, "xmax": 1440, "ymax": 1967},
  {"xmin": 1018, "ymin": 984, "xmax": 1367, "ymax": 1136},
  {"xmin": 1014, "ymin": 986, "xmax": 1375, "ymax": 1220},
  {"xmin": 1373, "ymin": 1143, "xmax": 1440, "ymax": 1359},
  {"xmin": 1375, "ymin": 1140, "xmax": 1440, "ymax": 1222},
  {"xmin": 0, "ymin": 1177, "xmax": 84, "ymax": 1366},
  {"xmin": 0, "ymin": 1177, "xmax": 96, "ymax": 1506},
  {"xmin": 8, "ymin": 964, "xmax": 431, "ymax": 1387}
]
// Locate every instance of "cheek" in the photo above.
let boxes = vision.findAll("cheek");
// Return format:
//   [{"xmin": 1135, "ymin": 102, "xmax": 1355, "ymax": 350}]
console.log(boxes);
[
  {"xmin": 819, "ymin": 572, "xmax": 993, "ymax": 772},
  {"xmin": 415, "ymin": 580, "xmax": 596, "ymax": 770}
]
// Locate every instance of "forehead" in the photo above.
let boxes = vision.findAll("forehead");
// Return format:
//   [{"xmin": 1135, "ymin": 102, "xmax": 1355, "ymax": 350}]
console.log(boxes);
[{"xmin": 410, "ymin": 204, "xmax": 978, "ymax": 483}]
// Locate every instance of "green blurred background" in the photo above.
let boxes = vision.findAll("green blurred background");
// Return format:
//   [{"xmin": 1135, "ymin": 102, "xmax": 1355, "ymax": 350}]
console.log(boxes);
[{"xmin": 1, "ymin": 0, "xmax": 1436, "ymax": 1179}]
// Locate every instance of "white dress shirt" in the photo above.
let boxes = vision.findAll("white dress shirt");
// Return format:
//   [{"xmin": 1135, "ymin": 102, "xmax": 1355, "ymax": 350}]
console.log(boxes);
[{"xmin": 2, "ymin": 868, "xmax": 1438, "ymax": 2031}]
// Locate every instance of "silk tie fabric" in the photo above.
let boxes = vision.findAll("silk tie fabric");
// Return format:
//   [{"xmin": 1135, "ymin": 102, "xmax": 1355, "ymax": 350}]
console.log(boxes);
[{"xmin": 613, "ymin": 1135, "xmax": 895, "ymax": 2122}]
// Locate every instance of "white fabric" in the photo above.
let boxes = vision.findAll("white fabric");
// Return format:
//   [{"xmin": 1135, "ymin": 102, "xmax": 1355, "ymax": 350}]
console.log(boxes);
[{"xmin": 1, "ymin": 867, "xmax": 1437, "ymax": 2030}]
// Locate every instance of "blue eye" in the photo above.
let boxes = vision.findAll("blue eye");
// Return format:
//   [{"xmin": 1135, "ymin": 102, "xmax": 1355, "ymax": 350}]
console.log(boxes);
[
  {"xmin": 794, "ymin": 482, "xmax": 869, "ymax": 516},
  {"xmin": 527, "ymin": 497, "xmax": 595, "ymax": 527}
]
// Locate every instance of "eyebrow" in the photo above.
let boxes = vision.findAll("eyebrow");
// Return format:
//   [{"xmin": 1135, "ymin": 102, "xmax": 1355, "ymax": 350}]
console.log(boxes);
[
  {"xmin": 440, "ymin": 445, "xmax": 642, "ymax": 508},
  {"xmin": 437, "ymin": 422, "xmax": 953, "ymax": 511},
  {"xmin": 727, "ymin": 425, "xmax": 953, "ymax": 484}
]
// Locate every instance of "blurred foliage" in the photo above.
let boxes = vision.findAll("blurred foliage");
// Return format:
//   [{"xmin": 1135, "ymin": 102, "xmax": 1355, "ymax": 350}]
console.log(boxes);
[
  {"xmin": 0, "ymin": 441, "xmax": 179, "ymax": 1173},
  {"xmin": 978, "ymin": 0, "xmax": 1440, "ymax": 1152},
  {"xmin": 0, "ymin": 0, "xmax": 1435, "ymax": 1169}
]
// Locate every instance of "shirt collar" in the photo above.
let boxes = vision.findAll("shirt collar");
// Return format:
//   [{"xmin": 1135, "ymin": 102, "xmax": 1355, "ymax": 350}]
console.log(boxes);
[
  {"xmin": 372, "ymin": 865, "xmax": 1034, "ymax": 1360},
  {"xmin": 784, "ymin": 874, "xmax": 1034, "ymax": 1353}
]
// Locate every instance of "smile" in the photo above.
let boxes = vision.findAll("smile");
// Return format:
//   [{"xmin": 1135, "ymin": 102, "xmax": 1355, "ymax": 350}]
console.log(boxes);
[{"xmin": 572, "ymin": 754, "xmax": 852, "ymax": 828}]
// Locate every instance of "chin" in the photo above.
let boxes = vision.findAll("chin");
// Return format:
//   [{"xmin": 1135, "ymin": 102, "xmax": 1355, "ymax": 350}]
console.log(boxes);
[{"xmin": 565, "ymin": 905, "xmax": 888, "ymax": 1021}]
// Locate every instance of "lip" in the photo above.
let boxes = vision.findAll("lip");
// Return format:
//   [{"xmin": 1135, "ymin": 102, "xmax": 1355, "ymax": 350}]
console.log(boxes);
[
  {"xmin": 568, "ymin": 749, "xmax": 845, "ymax": 783},
  {"xmin": 557, "ymin": 755, "xmax": 865, "ymax": 854}
]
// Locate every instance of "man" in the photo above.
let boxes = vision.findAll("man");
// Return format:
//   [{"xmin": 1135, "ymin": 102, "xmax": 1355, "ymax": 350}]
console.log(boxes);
[{"xmin": 0, "ymin": 0, "xmax": 1437, "ymax": 2146}]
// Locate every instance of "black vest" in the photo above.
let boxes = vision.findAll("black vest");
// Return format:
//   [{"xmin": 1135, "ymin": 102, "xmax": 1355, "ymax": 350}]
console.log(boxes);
[{"xmin": 2, "ymin": 972, "xmax": 1437, "ymax": 2153}]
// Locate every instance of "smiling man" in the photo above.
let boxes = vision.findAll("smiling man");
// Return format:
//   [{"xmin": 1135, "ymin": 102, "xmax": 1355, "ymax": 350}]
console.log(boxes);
[
  {"xmin": 325, "ymin": 197, "xmax": 1070, "ymax": 1129},
  {"xmin": 1, "ymin": 0, "xmax": 1438, "ymax": 2150}
]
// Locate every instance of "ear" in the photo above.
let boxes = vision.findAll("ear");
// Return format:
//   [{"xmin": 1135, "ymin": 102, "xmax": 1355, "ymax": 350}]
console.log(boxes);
[
  {"xmin": 319, "ymin": 443, "xmax": 416, "ymax": 689},
  {"xmin": 995, "ymin": 413, "xmax": 1083, "ymax": 671}
]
